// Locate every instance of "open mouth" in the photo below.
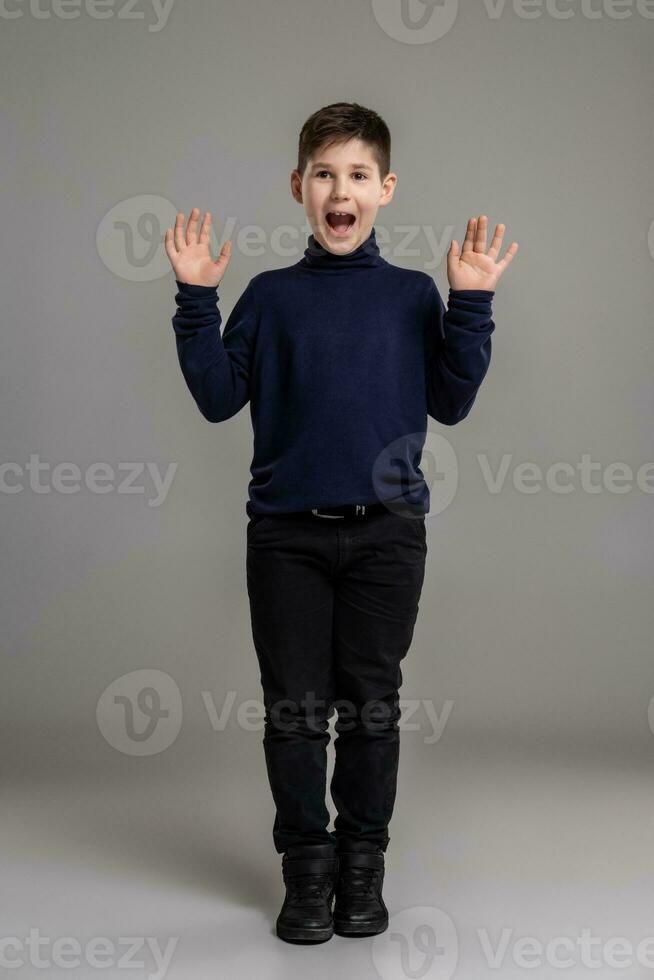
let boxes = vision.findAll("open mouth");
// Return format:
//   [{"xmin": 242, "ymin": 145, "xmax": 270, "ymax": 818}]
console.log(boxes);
[{"xmin": 325, "ymin": 211, "xmax": 357, "ymax": 237}]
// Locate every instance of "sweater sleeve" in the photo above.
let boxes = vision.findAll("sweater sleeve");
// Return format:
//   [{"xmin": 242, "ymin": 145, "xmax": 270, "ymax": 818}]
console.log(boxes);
[
  {"xmin": 171, "ymin": 278, "xmax": 259, "ymax": 423},
  {"xmin": 422, "ymin": 278, "xmax": 495, "ymax": 425}
]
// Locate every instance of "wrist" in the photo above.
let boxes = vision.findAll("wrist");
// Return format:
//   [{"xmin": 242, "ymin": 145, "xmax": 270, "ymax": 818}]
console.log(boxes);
[
  {"xmin": 175, "ymin": 279, "xmax": 219, "ymax": 294},
  {"xmin": 448, "ymin": 287, "xmax": 495, "ymax": 299}
]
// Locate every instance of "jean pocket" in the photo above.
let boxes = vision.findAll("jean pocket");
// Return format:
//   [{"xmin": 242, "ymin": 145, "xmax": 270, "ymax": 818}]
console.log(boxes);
[
  {"xmin": 389, "ymin": 511, "xmax": 426, "ymax": 547},
  {"xmin": 409, "ymin": 515, "xmax": 426, "ymax": 546},
  {"xmin": 247, "ymin": 515, "xmax": 272, "ymax": 540}
]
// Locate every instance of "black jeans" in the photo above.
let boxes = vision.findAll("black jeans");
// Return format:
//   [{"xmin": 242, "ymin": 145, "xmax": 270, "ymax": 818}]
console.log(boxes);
[{"xmin": 246, "ymin": 507, "xmax": 427, "ymax": 854}]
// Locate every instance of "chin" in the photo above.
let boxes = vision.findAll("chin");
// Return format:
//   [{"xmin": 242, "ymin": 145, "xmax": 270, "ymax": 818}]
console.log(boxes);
[{"xmin": 314, "ymin": 222, "xmax": 367, "ymax": 253}]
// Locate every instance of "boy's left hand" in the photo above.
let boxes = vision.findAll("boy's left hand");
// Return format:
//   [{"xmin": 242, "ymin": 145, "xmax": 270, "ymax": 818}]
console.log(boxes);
[{"xmin": 447, "ymin": 215, "xmax": 518, "ymax": 292}]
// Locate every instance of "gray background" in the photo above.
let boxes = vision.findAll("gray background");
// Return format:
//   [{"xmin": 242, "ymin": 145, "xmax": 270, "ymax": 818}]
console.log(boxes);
[{"xmin": 2, "ymin": 1, "xmax": 653, "ymax": 977}]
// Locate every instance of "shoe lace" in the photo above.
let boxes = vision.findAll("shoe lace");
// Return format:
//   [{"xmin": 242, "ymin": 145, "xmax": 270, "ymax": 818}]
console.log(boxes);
[
  {"xmin": 338, "ymin": 867, "xmax": 380, "ymax": 900},
  {"xmin": 287, "ymin": 872, "xmax": 334, "ymax": 903}
]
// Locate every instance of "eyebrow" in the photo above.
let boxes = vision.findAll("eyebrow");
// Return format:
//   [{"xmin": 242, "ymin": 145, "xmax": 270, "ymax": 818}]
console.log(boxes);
[{"xmin": 311, "ymin": 162, "xmax": 374, "ymax": 171}]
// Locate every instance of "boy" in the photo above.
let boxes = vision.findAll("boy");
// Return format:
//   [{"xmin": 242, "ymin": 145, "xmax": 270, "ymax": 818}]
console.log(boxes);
[{"xmin": 166, "ymin": 102, "xmax": 517, "ymax": 945}]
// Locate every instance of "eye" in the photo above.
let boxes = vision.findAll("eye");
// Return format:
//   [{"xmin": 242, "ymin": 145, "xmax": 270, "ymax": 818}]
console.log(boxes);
[{"xmin": 314, "ymin": 170, "xmax": 368, "ymax": 180}]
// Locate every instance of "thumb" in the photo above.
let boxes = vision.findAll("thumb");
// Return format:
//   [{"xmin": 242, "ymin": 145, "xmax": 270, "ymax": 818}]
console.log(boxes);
[{"xmin": 214, "ymin": 239, "xmax": 232, "ymax": 266}]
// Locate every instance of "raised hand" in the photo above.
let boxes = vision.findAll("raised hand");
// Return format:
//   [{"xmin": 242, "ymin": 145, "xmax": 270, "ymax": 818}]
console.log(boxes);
[
  {"xmin": 164, "ymin": 207, "xmax": 232, "ymax": 287},
  {"xmin": 447, "ymin": 215, "xmax": 518, "ymax": 292}
]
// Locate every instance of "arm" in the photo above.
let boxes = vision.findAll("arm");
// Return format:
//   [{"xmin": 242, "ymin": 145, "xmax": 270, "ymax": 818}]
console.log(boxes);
[
  {"xmin": 172, "ymin": 279, "xmax": 258, "ymax": 423},
  {"xmin": 423, "ymin": 280, "xmax": 495, "ymax": 425},
  {"xmin": 424, "ymin": 213, "xmax": 519, "ymax": 424},
  {"xmin": 165, "ymin": 207, "xmax": 257, "ymax": 422}
]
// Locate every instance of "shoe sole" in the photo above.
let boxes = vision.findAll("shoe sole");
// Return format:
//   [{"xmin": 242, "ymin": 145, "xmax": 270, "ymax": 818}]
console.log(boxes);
[
  {"xmin": 333, "ymin": 915, "xmax": 388, "ymax": 937},
  {"xmin": 276, "ymin": 922, "xmax": 334, "ymax": 944}
]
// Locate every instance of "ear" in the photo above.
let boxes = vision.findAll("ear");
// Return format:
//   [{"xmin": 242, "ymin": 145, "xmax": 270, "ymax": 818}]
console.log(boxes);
[
  {"xmin": 378, "ymin": 172, "xmax": 398, "ymax": 208},
  {"xmin": 290, "ymin": 170, "xmax": 303, "ymax": 205}
]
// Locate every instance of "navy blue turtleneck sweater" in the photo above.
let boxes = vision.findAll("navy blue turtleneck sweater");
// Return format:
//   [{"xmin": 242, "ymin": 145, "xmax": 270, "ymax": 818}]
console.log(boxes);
[{"xmin": 171, "ymin": 227, "xmax": 495, "ymax": 516}]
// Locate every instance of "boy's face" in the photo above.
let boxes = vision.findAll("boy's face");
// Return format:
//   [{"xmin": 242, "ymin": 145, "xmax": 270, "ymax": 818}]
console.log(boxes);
[{"xmin": 291, "ymin": 138, "xmax": 397, "ymax": 256}]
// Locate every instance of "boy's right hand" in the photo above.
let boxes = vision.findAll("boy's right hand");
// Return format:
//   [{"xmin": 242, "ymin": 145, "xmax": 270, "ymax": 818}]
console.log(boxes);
[{"xmin": 164, "ymin": 207, "xmax": 232, "ymax": 287}]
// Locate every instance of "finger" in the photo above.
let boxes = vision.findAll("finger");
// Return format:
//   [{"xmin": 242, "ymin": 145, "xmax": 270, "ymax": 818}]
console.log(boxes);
[
  {"xmin": 487, "ymin": 223, "xmax": 505, "ymax": 262},
  {"xmin": 446, "ymin": 239, "xmax": 459, "ymax": 281},
  {"xmin": 213, "ymin": 239, "xmax": 232, "ymax": 273},
  {"xmin": 186, "ymin": 206, "xmax": 200, "ymax": 246},
  {"xmin": 174, "ymin": 212, "xmax": 185, "ymax": 252},
  {"xmin": 473, "ymin": 214, "xmax": 487, "ymax": 253},
  {"xmin": 461, "ymin": 217, "xmax": 476, "ymax": 254},
  {"xmin": 495, "ymin": 241, "xmax": 519, "ymax": 273},
  {"xmin": 199, "ymin": 211, "xmax": 212, "ymax": 247},
  {"xmin": 164, "ymin": 227, "xmax": 177, "ymax": 263}
]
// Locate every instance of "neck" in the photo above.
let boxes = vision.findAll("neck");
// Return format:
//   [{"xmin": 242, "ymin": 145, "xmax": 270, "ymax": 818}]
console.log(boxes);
[{"xmin": 300, "ymin": 226, "xmax": 385, "ymax": 270}]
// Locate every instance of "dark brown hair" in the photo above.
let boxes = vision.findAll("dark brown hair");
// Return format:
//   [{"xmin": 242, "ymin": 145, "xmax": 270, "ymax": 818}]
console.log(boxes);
[{"xmin": 296, "ymin": 102, "xmax": 391, "ymax": 182}]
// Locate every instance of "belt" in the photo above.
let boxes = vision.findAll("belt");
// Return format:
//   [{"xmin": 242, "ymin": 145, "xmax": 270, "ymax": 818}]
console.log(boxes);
[
  {"xmin": 306, "ymin": 503, "xmax": 386, "ymax": 519},
  {"xmin": 302, "ymin": 502, "xmax": 424, "ymax": 520},
  {"xmin": 247, "ymin": 502, "xmax": 426, "ymax": 521}
]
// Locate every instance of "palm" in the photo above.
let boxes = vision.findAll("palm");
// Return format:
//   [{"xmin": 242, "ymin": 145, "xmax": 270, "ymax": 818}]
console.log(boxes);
[
  {"xmin": 447, "ymin": 215, "xmax": 518, "ymax": 292},
  {"xmin": 164, "ymin": 207, "xmax": 232, "ymax": 287}
]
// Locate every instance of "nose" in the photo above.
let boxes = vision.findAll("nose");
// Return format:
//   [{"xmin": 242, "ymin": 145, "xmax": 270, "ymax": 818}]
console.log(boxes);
[{"xmin": 331, "ymin": 178, "xmax": 350, "ymax": 201}]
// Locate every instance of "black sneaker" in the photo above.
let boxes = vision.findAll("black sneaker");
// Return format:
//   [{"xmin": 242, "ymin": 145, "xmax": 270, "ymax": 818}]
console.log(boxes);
[
  {"xmin": 333, "ymin": 845, "xmax": 389, "ymax": 937},
  {"xmin": 276, "ymin": 844, "xmax": 339, "ymax": 944}
]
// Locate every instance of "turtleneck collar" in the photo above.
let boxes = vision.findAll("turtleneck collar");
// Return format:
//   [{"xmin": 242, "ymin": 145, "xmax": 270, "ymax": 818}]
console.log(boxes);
[{"xmin": 299, "ymin": 226, "xmax": 385, "ymax": 270}]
